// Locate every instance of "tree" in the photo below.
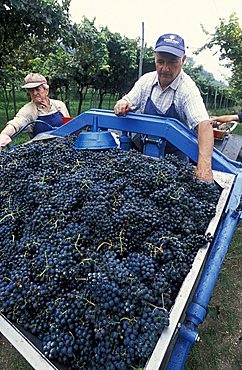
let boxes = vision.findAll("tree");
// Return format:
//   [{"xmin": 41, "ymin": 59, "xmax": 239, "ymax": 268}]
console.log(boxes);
[
  {"xmin": 94, "ymin": 28, "xmax": 139, "ymax": 107},
  {"xmin": 0, "ymin": 0, "xmax": 72, "ymax": 64},
  {"xmin": 0, "ymin": 0, "xmax": 74, "ymax": 114},
  {"xmin": 142, "ymin": 46, "xmax": 155, "ymax": 75},
  {"xmin": 196, "ymin": 13, "xmax": 242, "ymax": 103},
  {"xmin": 66, "ymin": 18, "xmax": 110, "ymax": 114}
]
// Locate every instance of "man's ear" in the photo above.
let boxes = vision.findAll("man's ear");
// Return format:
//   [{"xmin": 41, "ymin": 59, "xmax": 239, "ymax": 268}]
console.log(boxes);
[{"xmin": 182, "ymin": 55, "xmax": 187, "ymax": 64}]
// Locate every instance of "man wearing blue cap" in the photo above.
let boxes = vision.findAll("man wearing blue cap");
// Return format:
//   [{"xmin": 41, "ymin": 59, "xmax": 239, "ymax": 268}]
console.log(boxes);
[{"xmin": 114, "ymin": 33, "xmax": 214, "ymax": 183}]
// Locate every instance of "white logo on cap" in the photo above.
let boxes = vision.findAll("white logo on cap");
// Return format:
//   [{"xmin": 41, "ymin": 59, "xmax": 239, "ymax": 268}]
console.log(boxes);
[{"xmin": 164, "ymin": 35, "xmax": 179, "ymax": 45}]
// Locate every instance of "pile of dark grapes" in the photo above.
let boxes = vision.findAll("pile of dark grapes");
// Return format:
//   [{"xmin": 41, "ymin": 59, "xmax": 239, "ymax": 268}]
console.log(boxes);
[{"xmin": 0, "ymin": 137, "xmax": 221, "ymax": 369}]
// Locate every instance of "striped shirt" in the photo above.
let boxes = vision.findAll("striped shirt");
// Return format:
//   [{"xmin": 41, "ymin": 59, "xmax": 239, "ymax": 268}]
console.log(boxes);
[
  {"xmin": 6, "ymin": 99, "xmax": 70, "ymax": 134},
  {"xmin": 123, "ymin": 70, "xmax": 209, "ymax": 129}
]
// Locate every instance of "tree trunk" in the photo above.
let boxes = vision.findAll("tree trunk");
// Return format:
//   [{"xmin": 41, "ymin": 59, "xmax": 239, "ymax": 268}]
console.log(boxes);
[
  {"xmin": 206, "ymin": 88, "xmax": 209, "ymax": 108},
  {"xmin": 77, "ymin": 86, "xmax": 89, "ymax": 115},
  {"xmin": 50, "ymin": 83, "xmax": 58, "ymax": 99},
  {"xmin": 219, "ymin": 93, "xmax": 223, "ymax": 109},
  {"xmin": 82, "ymin": 87, "xmax": 88, "ymax": 110},
  {"xmin": 77, "ymin": 92, "xmax": 83, "ymax": 115},
  {"xmin": 108, "ymin": 94, "xmax": 113, "ymax": 109},
  {"xmin": 64, "ymin": 84, "xmax": 70, "ymax": 114},
  {"xmin": 98, "ymin": 90, "xmax": 105, "ymax": 109},
  {"xmin": 2, "ymin": 85, "xmax": 10, "ymax": 121},
  {"xmin": 90, "ymin": 89, "xmax": 96, "ymax": 108},
  {"xmin": 214, "ymin": 88, "xmax": 217, "ymax": 111},
  {"xmin": 12, "ymin": 84, "xmax": 17, "ymax": 115}
]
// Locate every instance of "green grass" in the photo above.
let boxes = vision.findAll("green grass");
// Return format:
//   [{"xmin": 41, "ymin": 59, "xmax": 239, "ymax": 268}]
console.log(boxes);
[
  {"xmin": 0, "ymin": 334, "xmax": 33, "ymax": 370},
  {"xmin": 234, "ymin": 123, "xmax": 242, "ymax": 135}
]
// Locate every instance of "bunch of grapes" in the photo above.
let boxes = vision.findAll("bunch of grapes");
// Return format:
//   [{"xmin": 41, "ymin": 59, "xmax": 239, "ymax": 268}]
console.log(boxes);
[{"xmin": 0, "ymin": 137, "xmax": 220, "ymax": 369}]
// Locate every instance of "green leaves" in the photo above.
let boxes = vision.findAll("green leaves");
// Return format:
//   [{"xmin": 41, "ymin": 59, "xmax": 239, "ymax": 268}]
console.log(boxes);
[
  {"xmin": 0, "ymin": 0, "xmax": 71, "ymax": 60},
  {"xmin": 1, "ymin": 3, "xmax": 240, "ymax": 116},
  {"xmin": 197, "ymin": 13, "xmax": 242, "ymax": 103}
]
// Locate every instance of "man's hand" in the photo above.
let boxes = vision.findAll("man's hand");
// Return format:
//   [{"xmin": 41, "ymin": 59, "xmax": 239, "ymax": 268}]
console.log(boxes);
[
  {"xmin": 0, "ymin": 133, "xmax": 12, "ymax": 152},
  {"xmin": 194, "ymin": 163, "xmax": 213, "ymax": 182},
  {"xmin": 114, "ymin": 99, "xmax": 131, "ymax": 116}
]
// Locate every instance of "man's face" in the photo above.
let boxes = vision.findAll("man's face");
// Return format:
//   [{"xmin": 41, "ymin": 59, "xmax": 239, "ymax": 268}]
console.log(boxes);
[
  {"xmin": 155, "ymin": 52, "xmax": 186, "ymax": 88},
  {"xmin": 27, "ymin": 85, "xmax": 48, "ymax": 104}
]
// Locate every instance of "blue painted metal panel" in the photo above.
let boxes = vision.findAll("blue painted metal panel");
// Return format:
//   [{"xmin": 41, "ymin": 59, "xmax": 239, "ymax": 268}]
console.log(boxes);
[{"xmin": 49, "ymin": 109, "xmax": 242, "ymax": 175}]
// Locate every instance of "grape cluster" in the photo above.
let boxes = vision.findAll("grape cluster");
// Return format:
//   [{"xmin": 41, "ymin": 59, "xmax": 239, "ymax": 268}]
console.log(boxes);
[{"xmin": 0, "ymin": 137, "xmax": 221, "ymax": 369}]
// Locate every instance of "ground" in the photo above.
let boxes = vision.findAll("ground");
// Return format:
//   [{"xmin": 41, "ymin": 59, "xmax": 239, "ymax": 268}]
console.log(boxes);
[{"xmin": 0, "ymin": 334, "xmax": 33, "ymax": 370}]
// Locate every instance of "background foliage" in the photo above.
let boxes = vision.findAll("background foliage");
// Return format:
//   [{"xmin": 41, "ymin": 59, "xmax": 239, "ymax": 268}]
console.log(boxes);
[
  {"xmin": 0, "ymin": 0, "xmax": 241, "ymax": 120},
  {"xmin": 196, "ymin": 13, "xmax": 242, "ymax": 103}
]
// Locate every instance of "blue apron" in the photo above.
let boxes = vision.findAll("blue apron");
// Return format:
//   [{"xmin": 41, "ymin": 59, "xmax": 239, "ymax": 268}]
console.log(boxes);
[
  {"xmin": 144, "ymin": 85, "xmax": 188, "ymax": 162},
  {"xmin": 33, "ymin": 110, "xmax": 63, "ymax": 137}
]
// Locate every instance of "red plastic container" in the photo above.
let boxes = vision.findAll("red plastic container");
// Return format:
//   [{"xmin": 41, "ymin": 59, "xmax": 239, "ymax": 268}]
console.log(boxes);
[{"xmin": 62, "ymin": 117, "xmax": 73, "ymax": 124}]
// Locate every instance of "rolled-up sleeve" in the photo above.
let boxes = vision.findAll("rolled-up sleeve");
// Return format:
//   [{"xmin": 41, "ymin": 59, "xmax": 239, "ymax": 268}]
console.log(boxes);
[
  {"xmin": 6, "ymin": 102, "xmax": 38, "ymax": 133},
  {"xmin": 175, "ymin": 75, "xmax": 209, "ymax": 129},
  {"xmin": 181, "ymin": 91, "xmax": 209, "ymax": 129}
]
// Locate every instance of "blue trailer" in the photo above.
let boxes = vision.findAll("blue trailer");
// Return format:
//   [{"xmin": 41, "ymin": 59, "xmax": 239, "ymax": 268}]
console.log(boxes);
[{"xmin": 0, "ymin": 109, "xmax": 241, "ymax": 370}]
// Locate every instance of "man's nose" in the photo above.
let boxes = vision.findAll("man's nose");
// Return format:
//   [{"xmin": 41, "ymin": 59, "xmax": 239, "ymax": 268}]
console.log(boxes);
[{"xmin": 161, "ymin": 62, "xmax": 170, "ymax": 71}]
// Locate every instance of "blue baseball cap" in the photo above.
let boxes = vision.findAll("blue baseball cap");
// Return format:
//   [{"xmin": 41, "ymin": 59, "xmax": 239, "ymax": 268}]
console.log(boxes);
[{"xmin": 154, "ymin": 33, "xmax": 185, "ymax": 57}]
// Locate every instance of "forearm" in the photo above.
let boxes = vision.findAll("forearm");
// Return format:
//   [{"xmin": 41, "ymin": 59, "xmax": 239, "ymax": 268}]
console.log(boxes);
[
  {"xmin": 223, "ymin": 114, "xmax": 239, "ymax": 122},
  {"xmin": 4, "ymin": 102, "xmax": 37, "ymax": 134},
  {"xmin": 212, "ymin": 114, "xmax": 240, "ymax": 123},
  {"xmin": 1, "ymin": 124, "xmax": 16, "ymax": 137},
  {"xmin": 195, "ymin": 120, "xmax": 214, "ymax": 182}
]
